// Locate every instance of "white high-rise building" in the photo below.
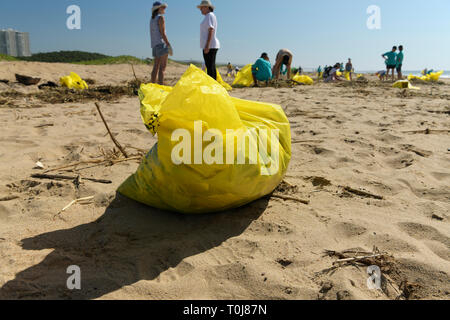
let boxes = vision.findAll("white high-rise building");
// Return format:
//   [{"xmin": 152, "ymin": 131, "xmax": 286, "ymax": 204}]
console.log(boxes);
[{"xmin": 0, "ymin": 29, "xmax": 31, "ymax": 57}]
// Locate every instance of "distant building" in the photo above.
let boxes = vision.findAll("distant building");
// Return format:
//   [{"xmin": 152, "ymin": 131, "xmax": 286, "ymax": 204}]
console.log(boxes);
[{"xmin": 0, "ymin": 29, "xmax": 31, "ymax": 57}]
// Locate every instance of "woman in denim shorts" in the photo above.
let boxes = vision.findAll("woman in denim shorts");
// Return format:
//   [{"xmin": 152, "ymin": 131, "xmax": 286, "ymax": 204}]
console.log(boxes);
[{"xmin": 150, "ymin": 2, "xmax": 171, "ymax": 84}]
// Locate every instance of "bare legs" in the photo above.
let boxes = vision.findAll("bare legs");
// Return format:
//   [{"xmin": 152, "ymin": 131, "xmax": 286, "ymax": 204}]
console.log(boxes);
[{"xmin": 151, "ymin": 54, "xmax": 169, "ymax": 85}]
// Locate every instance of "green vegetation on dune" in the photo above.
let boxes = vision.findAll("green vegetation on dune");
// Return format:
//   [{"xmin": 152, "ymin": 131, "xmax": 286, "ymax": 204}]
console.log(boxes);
[
  {"xmin": 1, "ymin": 51, "xmax": 195, "ymax": 66},
  {"xmin": 0, "ymin": 54, "xmax": 19, "ymax": 61},
  {"xmin": 75, "ymin": 55, "xmax": 147, "ymax": 65},
  {"xmin": 20, "ymin": 51, "xmax": 110, "ymax": 63}
]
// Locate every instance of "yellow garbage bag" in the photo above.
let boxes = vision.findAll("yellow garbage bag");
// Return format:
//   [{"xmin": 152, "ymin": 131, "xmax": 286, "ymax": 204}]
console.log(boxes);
[
  {"xmin": 215, "ymin": 69, "xmax": 232, "ymax": 91},
  {"xmin": 409, "ymin": 71, "xmax": 443, "ymax": 82},
  {"xmin": 427, "ymin": 70, "xmax": 444, "ymax": 81},
  {"xmin": 336, "ymin": 71, "xmax": 342, "ymax": 77},
  {"xmin": 232, "ymin": 64, "xmax": 254, "ymax": 87},
  {"xmin": 292, "ymin": 74, "xmax": 314, "ymax": 85},
  {"xmin": 344, "ymin": 71, "xmax": 351, "ymax": 81},
  {"xmin": 60, "ymin": 72, "xmax": 88, "ymax": 90},
  {"xmin": 392, "ymin": 80, "xmax": 420, "ymax": 90},
  {"xmin": 118, "ymin": 65, "xmax": 291, "ymax": 214}
]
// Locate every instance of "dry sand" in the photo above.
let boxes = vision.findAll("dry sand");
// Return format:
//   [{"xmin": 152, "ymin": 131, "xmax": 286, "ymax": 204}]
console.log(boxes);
[{"xmin": 0, "ymin": 61, "xmax": 449, "ymax": 300}]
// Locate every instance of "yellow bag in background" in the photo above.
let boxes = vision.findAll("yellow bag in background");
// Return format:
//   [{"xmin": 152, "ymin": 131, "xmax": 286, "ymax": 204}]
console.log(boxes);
[
  {"xmin": 292, "ymin": 74, "xmax": 314, "ymax": 85},
  {"xmin": 408, "ymin": 70, "xmax": 443, "ymax": 82},
  {"xmin": 232, "ymin": 64, "xmax": 254, "ymax": 87},
  {"xmin": 118, "ymin": 65, "xmax": 291, "ymax": 214},
  {"xmin": 427, "ymin": 70, "xmax": 444, "ymax": 81},
  {"xmin": 60, "ymin": 72, "xmax": 88, "ymax": 90}
]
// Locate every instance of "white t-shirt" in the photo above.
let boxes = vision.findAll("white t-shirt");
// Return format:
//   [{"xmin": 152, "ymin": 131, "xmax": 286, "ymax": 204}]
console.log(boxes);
[{"xmin": 200, "ymin": 12, "xmax": 220, "ymax": 49}]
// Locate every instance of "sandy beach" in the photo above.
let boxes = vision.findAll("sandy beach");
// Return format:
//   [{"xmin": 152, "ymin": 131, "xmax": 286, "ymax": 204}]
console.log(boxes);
[{"xmin": 0, "ymin": 61, "xmax": 449, "ymax": 300}]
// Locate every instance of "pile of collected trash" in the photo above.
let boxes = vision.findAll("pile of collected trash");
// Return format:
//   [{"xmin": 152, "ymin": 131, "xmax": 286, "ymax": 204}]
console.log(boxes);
[
  {"xmin": 118, "ymin": 65, "xmax": 292, "ymax": 214},
  {"xmin": 408, "ymin": 70, "xmax": 443, "ymax": 82}
]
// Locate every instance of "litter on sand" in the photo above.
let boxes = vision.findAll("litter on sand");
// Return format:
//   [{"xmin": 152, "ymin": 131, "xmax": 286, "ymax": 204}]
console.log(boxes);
[
  {"xmin": 118, "ymin": 65, "xmax": 291, "ymax": 214},
  {"xmin": 60, "ymin": 72, "xmax": 89, "ymax": 90},
  {"xmin": 408, "ymin": 70, "xmax": 444, "ymax": 82},
  {"xmin": 292, "ymin": 74, "xmax": 314, "ymax": 85},
  {"xmin": 392, "ymin": 80, "xmax": 420, "ymax": 90}
]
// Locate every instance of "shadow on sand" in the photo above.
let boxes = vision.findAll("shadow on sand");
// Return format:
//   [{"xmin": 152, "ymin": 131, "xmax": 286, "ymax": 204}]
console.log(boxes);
[{"xmin": 0, "ymin": 194, "xmax": 268, "ymax": 299}]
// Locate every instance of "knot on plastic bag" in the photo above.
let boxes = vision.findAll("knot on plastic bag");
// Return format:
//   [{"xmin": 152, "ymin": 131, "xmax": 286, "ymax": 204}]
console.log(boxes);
[{"xmin": 144, "ymin": 112, "xmax": 161, "ymax": 135}]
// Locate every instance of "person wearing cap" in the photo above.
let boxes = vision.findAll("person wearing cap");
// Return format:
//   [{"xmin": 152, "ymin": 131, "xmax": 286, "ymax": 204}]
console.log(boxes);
[
  {"xmin": 272, "ymin": 49, "xmax": 293, "ymax": 80},
  {"xmin": 198, "ymin": 0, "xmax": 220, "ymax": 80},
  {"xmin": 150, "ymin": 2, "xmax": 171, "ymax": 85},
  {"xmin": 251, "ymin": 53, "xmax": 272, "ymax": 87}
]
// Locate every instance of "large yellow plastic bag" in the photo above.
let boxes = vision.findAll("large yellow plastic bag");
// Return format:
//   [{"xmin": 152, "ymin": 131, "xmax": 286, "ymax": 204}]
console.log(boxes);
[
  {"xmin": 344, "ymin": 71, "xmax": 351, "ymax": 81},
  {"xmin": 408, "ymin": 71, "xmax": 443, "ymax": 82},
  {"xmin": 60, "ymin": 72, "xmax": 88, "ymax": 90},
  {"xmin": 232, "ymin": 64, "xmax": 254, "ymax": 87},
  {"xmin": 392, "ymin": 80, "xmax": 420, "ymax": 90},
  {"xmin": 427, "ymin": 70, "xmax": 443, "ymax": 81},
  {"xmin": 212, "ymin": 69, "xmax": 232, "ymax": 91},
  {"xmin": 118, "ymin": 65, "xmax": 291, "ymax": 214},
  {"xmin": 292, "ymin": 74, "xmax": 314, "ymax": 85}
]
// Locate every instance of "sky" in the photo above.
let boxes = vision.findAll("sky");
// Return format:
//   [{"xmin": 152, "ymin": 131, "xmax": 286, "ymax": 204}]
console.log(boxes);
[{"xmin": 1, "ymin": 0, "xmax": 449, "ymax": 71}]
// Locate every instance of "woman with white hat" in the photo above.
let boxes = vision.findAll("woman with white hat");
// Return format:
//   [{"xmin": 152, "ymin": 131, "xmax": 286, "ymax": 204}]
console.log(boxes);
[
  {"xmin": 150, "ymin": 2, "xmax": 172, "ymax": 84},
  {"xmin": 198, "ymin": 0, "xmax": 220, "ymax": 80}
]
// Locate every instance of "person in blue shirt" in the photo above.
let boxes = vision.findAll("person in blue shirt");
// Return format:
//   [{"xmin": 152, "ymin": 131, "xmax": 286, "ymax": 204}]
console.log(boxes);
[
  {"xmin": 396, "ymin": 45, "xmax": 404, "ymax": 80},
  {"xmin": 252, "ymin": 52, "xmax": 272, "ymax": 87},
  {"xmin": 382, "ymin": 46, "xmax": 398, "ymax": 81}
]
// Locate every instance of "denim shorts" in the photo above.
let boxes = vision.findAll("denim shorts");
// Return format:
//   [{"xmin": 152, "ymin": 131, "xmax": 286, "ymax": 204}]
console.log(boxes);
[{"xmin": 152, "ymin": 43, "xmax": 169, "ymax": 58}]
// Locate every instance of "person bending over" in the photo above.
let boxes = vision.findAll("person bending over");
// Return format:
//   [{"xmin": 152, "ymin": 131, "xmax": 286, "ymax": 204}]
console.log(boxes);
[
  {"xmin": 272, "ymin": 49, "xmax": 293, "ymax": 80},
  {"xmin": 324, "ymin": 63, "xmax": 344, "ymax": 82}
]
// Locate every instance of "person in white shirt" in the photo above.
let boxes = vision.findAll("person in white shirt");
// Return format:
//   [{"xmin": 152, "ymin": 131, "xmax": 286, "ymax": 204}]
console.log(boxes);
[{"xmin": 198, "ymin": 0, "xmax": 220, "ymax": 80}]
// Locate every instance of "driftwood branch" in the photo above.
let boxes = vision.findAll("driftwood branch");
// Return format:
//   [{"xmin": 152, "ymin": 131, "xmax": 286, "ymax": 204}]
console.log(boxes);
[
  {"xmin": 31, "ymin": 173, "xmax": 112, "ymax": 184},
  {"xmin": 270, "ymin": 193, "xmax": 309, "ymax": 205},
  {"xmin": 0, "ymin": 195, "xmax": 19, "ymax": 202},
  {"xmin": 333, "ymin": 253, "xmax": 384, "ymax": 265},
  {"xmin": 55, "ymin": 196, "xmax": 95, "ymax": 217},
  {"xmin": 94, "ymin": 102, "xmax": 129, "ymax": 158},
  {"xmin": 43, "ymin": 156, "xmax": 143, "ymax": 173},
  {"xmin": 130, "ymin": 63, "xmax": 138, "ymax": 82},
  {"xmin": 343, "ymin": 186, "xmax": 383, "ymax": 200}
]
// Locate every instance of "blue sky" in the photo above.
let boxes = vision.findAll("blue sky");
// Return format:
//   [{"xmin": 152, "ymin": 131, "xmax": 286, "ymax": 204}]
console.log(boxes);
[{"xmin": 1, "ymin": 0, "xmax": 449, "ymax": 70}]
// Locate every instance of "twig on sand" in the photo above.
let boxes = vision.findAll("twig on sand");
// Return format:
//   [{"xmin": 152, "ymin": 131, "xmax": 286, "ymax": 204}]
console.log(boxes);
[
  {"xmin": 332, "ymin": 253, "xmax": 384, "ymax": 265},
  {"xmin": 34, "ymin": 123, "xmax": 54, "ymax": 128},
  {"xmin": 130, "ymin": 63, "xmax": 138, "ymax": 82},
  {"xmin": 0, "ymin": 195, "xmax": 19, "ymax": 202},
  {"xmin": 403, "ymin": 128, "xmax": 450, "ymax": 134},
  {"xmin": 55, "ymin": 196, "xmax": 95, "ymax": 217},
  {"xmin": 343, "ymin": 186, "xmax": 383, "ymax": 200},
  {"xmin": 31, "ymin": 173, "xmax": 112, "ymax": 184},
  {"xmin": 94, "ymin": 102, "xmax": 129, "ymax": 158},
  {"xmin": 292, "ymin": 139, "xmax": 324, "ymax": 144},
  {"xmin": 44, "ymin": 159, "xmax": 106, "ymax": 173},
  {"xmin": 43, "ymin": 156, "xmax": 143, "ymax": 173},
  {"xmin": 270, "ymin": 193, "xmax": 309, "ymax": 205}
]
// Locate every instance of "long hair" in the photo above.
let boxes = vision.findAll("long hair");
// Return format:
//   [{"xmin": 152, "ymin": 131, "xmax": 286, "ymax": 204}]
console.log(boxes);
[{"xmin": 152, "ymin": 9, "xmax": 160, "ymax": 19}]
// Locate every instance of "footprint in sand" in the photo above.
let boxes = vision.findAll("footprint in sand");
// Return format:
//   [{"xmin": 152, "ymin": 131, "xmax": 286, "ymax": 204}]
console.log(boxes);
[
  {"xmin": 398, "ymin": 222, "xmax": 450, "ymax": 261},
  {"xmin": 331, "ymin": 222, "xmax": 367, "ymax": 238}
]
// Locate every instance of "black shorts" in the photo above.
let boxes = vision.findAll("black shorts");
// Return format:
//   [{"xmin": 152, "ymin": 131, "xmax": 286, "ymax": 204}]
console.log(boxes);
[
  {"xmin": 387, "ymin": 65, "xmax": 396, "ymax": 69},
  {"xmin": 396, "ymin": 64, "xmax": 402, "ymax": 72}
]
